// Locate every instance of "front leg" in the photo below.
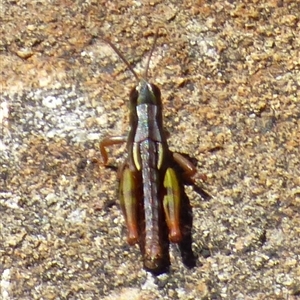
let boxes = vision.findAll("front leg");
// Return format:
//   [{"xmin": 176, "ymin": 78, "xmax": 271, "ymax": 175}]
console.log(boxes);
[{"xmin": 99, "ymin": 136, "xmax": 127, "ymax": 165}]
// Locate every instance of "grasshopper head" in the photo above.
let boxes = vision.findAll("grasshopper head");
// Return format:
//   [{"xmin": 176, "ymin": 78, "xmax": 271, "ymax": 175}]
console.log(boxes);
[{"xmin": 130, "ymin": 79, "xmax": 162, "ymax": 107}]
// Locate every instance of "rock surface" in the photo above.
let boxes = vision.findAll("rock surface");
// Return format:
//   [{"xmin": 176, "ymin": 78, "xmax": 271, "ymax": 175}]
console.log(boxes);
[{"xmin": 1, "ymin": 1, "xmax": 299, "ymax": 299}]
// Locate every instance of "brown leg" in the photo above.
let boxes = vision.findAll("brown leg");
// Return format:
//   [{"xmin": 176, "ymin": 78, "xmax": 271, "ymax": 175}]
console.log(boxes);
[
  {"xmin": 173, "ymin": 152, "xmax": 197, "ymax": 178},
  {"xmin": 99, "ymin": 136, "xmax": 127, "ymax": 165},
  {"xmin": 173, "ymin": 152, "xmax": 208, "ymax": 184}
]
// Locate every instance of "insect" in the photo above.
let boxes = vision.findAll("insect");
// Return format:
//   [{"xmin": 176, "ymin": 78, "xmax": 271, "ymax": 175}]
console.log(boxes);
[{"xmin": 100, "ymin": 30, "xmax": 198, "ymax": 274}]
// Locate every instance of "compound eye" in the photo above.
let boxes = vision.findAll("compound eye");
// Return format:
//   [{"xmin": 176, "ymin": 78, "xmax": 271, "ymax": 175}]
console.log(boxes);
[
  {"xmin": 129, "ymin": 86, "xmax": 138, "ymax": 106},
  {"xmin": 150, "ymin": 84, "xmax": 161, "ymax": 100}
]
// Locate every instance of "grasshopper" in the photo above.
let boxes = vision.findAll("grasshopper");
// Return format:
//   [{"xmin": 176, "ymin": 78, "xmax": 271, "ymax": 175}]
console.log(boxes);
[{"xmin": 100, "ymin": 30, "xmax": 198, "ymax": 273}]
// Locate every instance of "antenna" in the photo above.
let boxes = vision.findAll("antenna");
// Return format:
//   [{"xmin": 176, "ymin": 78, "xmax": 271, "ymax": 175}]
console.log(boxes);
[
  {"xmin": 144, "ymin": 28, "xmax": 159, "ymax": 80},
  {"xmin": 103, "ymin": 29, "xmax": 160, "ymax": 82},
  {"xmin": 103, "ymin": 37, "xmax": 140, "ymax": 82}
]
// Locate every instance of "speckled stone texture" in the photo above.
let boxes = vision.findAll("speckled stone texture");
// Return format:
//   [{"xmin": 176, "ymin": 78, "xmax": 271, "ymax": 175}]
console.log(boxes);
[{"xmin": 1, "ymin": 1, "xmax": 299, "ymax": 299}]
